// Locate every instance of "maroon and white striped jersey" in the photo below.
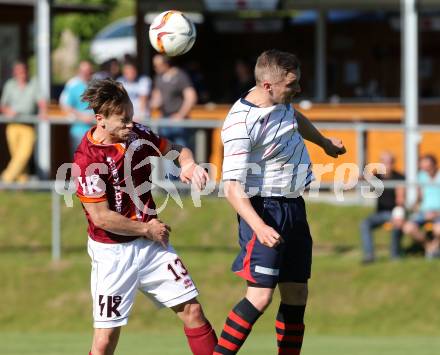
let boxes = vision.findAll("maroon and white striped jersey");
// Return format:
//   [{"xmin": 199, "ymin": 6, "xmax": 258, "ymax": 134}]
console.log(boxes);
[{"xmin": 74, "ymin": 123, "xmax": 168, "ymax": 243}]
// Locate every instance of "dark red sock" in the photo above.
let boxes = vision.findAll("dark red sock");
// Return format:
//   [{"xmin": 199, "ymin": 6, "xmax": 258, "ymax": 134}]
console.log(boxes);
[
  {"xmin": 184, "ymin": 322, "xmax": 218, "ymax": 355},
  {"xmin": 276, "ymin": 304, "xmax": 306, "ymax": 355}
]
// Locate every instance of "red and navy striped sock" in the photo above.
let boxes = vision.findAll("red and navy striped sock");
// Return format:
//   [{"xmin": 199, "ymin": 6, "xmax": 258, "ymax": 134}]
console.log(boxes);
[
  {"xmin": 275, "ymin": 303, "xmax": 306, "ymax": 355},
  {"xmin": 214, "ymin": 298, "xmax": 262, "ymax": 354}
]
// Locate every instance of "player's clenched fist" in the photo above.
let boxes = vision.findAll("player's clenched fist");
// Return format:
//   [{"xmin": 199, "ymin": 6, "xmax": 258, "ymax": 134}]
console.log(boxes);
[
  {"xmin": 145, "ymin": 219, "xmax": 171, "ymax": 248},
  {"xmin": 255, "ymin": 223, "xmax": 284, "ymax": 248},
  {"xmin": 180, "ymin": 162, "xmax": 210, "ymax": 191},
  {"xmin": 323, "ymin": 137, "xmax": 346, "ymax": 158}
]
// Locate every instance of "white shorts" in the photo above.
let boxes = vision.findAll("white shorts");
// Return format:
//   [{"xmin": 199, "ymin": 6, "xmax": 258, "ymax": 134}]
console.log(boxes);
[{"xmin": 87, "ymin": 237, "xmax": 199, "ymax": 329}]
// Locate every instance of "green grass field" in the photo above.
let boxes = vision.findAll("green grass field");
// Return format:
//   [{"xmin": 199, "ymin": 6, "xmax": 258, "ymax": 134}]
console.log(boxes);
[
  {"xmin": 2, "ymin": 333, "xmax": 440, "ymax": 355},
  {"xmin": 1, "ymin": 191, "xmax": 439, "ymax": 354}
]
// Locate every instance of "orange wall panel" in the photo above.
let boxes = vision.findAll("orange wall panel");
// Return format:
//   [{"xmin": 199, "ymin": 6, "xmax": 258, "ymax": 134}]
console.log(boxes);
[
  {"xmin": 305, "ymin": 130, "xmax": 358, "ymax": 183},
  {"xmin": 420, "ymin": 132, "xmax": 440, "ymax": 164},
  {"xmin": 366, "ymin": 131, "xmax": 405, "ymax": 173}
]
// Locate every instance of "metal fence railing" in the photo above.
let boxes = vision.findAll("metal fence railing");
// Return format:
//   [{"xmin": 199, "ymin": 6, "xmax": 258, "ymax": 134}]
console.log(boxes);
[{"xmin": 1, "ymin": 115, "xmax": 440, "ymax": 260}]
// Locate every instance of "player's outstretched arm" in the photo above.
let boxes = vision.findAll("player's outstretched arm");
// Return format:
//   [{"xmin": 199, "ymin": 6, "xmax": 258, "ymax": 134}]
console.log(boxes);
[
  {"xmin": 83, "ymin": 200, "xmax": 171, "ymax": 247},
  {"xmin": 223, "ymin": 180, "xmax": 284, "ymax": 248},
  {"xmin": 295, "ymin": 110, "xmax": 346, "ymax": 158},
  {"xmin": 163, "ymin": 141, "xmax": 209, "ymax": 190}
]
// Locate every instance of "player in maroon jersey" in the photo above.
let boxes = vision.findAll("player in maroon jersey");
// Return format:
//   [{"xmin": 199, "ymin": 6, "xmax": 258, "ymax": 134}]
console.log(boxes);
[{"xmin": 73, "ymin": 79, "xmax": 216, "ymax": 355}]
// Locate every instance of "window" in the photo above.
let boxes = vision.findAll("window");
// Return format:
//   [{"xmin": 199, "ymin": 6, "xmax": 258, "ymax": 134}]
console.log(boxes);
[{"xmin": 96, "ymin": 22, "xmax": 134, "ymax": 40}]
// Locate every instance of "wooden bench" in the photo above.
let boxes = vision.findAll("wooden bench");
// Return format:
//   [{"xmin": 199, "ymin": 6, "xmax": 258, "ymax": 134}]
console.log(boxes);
[
  {"xmin": 383, "ymin": 221, "xmax": 433, "ymax": 232},
  {"xmin": 186, "ymin": 103, "xmax": 406, "ymax": 181}
]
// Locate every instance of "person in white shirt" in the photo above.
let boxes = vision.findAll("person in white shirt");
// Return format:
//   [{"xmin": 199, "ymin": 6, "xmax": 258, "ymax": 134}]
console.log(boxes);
[
  {"xmin": 214, "ymin": 49, "xmax": 346, "ymax": 355},
  {"xmin": 117, "ymin": 59, "xmax": 152, "ymax": 122}
]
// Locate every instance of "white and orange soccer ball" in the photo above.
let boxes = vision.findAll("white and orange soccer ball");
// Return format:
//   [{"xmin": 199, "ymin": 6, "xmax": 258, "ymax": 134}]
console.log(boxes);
[{"xmin": 149, "ymin": 10, "xmax": 196, "ymax": 57}]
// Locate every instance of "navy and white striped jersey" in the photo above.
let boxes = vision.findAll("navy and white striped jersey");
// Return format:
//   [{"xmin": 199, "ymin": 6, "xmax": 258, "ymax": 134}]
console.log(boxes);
[{"xmin": 221, "ymin": 97, "xmax": 314, "ymax": 197}]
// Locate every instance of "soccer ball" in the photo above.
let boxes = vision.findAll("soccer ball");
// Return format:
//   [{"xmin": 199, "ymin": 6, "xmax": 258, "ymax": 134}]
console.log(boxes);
[{"xmin": 149, "ymin": 10, "xmax": 196, "ymax": 57}]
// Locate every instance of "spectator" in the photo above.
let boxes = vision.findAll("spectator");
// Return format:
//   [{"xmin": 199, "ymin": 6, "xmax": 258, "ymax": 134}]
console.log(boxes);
[
  {"xmin": 0, "ymin": 61, "xmax": 47, "ymax": 183},
  {"xmin": 150, "ymin": 54, "xmax": 197, "ymax": 147},
  {"xmin": 360, "ymin": 152, "xmax": 405, "ymax": 263},
  {"xmin": 117, "ymin": 58, "xmax": 152, "ymax": 122},
  {"xmin": 60, "ymin": 60, "xmax": 94, "ymax": 156},
  {"xmin": 230, "ymin": 58, "xmax": 255, "ymax": 100},
  {"xmin": 403, "ymin": 154, "xmax": 440, "ymax": 258},
  {"xmin": 93, "ymin": 57, "xmax": 121, "ymax": 80}
]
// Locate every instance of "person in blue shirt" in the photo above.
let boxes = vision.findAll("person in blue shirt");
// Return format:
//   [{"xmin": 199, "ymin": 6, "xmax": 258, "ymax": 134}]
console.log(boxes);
[
  {"xmin": 403, "ymin": 154, "xmax": 440, "ymax": 258},
  {"xmin": 60, "ymin": 61, "xmax": 95, "ymax": 156}
]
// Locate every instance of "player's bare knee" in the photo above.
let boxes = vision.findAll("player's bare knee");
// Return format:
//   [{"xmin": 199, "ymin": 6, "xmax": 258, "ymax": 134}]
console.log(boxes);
[
  {"xmin": 186, "ymin": 302, "xmax": 204, "ymax": 321},
  {"xmin": 249, "ymin": 292, "xmax": 273, "ymax": 312},
  {"xmin": 246, "ymin": 287, "xmax": 274, "ymax": 311},
  {"xmin": 178, "ymin": 301, "xmax": 206, "ymax": 327},
  {"xmin": 260, "ymin": 293, "xmax": 273, "ymax": 310}
]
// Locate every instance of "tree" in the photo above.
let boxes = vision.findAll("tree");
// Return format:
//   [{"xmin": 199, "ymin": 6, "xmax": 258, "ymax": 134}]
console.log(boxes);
[{"xmin": 53, "ymin": 0, "xmax": 118, "ymax": 61}]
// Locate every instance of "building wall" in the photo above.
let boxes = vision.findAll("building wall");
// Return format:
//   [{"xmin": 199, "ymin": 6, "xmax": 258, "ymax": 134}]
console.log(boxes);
[{"xmin": 145, "ymin": 13, "xmax": 440, "ymax": 103}]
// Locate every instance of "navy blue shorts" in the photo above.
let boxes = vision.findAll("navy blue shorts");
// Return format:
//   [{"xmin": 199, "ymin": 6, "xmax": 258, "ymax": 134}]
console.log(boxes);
[{"xmin": 232, "ymin": 196, "xmax": 313, "ymax": 288}]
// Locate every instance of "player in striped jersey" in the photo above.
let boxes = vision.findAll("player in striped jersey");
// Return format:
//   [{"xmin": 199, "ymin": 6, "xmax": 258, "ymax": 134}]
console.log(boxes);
[{"xmin": 214, "ymin": 50, "xmax": 346, "ymax": 355}]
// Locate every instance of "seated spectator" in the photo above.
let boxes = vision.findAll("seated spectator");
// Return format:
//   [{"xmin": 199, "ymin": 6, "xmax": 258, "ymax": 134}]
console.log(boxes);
[
  {"xmin": 117, "ymin": 58, "xmax": 152, "ymax": 122},
  {"xmin": 0, "ymin": 61, "xmax": 47, "ymax": 183},
  {"xmin": 60, "ymin": 60, "xmax": 95, "ymax": 156},
  {"xmin": 403, "ymin": 154, "xmax": 440, "ymax": 258},
  {"xmin": 360, "ymin": 152, "xmax": 405, "ymax": 263}
]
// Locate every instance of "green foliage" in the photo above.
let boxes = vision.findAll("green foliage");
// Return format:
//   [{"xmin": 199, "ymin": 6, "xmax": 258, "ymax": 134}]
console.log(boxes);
[
  {"xmin": 52, "ymin": 0, "xmax": 119, "ymax": 61},
  {"xmin": 108, "ymin": 0, "xmax": 135, "ymax": 22},
  {"xmin": 1, "ymin": 191, "xmax": 440, "ymax": 354}
]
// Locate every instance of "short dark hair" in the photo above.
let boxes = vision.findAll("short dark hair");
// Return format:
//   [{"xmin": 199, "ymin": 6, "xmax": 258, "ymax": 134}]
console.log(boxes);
[
  {"xmin": 82, "ymin": 79, "xmax": 131, "ymax": 117},
  {"xmin": 123, "ymin": 55, "xmax": 137, "ymax": 67},
  {"xmin": 13, "ymin": 59, "xmax": 27, "ymax": 67},
  {"xmin": 421, "ymin": 154, "xmax": 438, "ymax": 167},
  {"xmin": 255, "ymin": 49, "xmax": 301, "ymax": 84},
  {"xmin": 154, "ymin": 53, "xmax": 175, "ymax": 67}
]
